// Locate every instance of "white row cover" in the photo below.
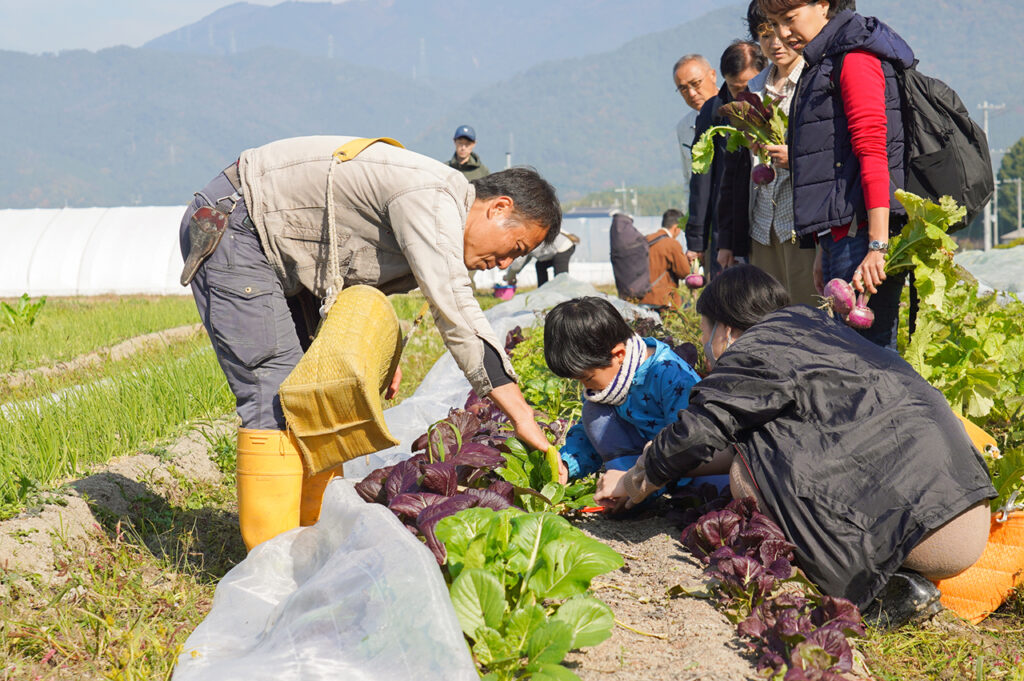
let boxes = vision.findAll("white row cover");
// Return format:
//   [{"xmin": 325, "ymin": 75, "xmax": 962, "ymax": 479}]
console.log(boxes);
[{"xmin": 0, "ymin": 206, "xmax": 189, "ymax": 297}]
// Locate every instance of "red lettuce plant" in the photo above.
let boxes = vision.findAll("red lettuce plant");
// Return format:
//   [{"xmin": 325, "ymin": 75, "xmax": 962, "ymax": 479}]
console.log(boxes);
[{"xmin": 670, "ymin": 484, "xmax": 864, "ymax": 680}]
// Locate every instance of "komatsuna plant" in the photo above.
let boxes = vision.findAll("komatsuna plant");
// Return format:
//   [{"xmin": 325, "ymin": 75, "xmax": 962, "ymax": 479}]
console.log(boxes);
[{"xmin": 436, "ymin": 507, "xmax": 623, "ymax": 681}]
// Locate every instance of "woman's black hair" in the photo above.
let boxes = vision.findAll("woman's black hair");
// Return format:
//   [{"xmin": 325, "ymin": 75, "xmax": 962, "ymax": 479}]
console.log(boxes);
[
  {"xmin": 757, "ymin": 0, "xmax": 854, "ymax": 20},
  {"xmin": 544, "ymin": 297, "xmax": 634, "ymax": 378},
  {"xmin": 720, "ymin": 40, "xmax": 767, "ymax": 78},
  {"xmin": 747, "ymin": 0, "xmax": 769, "ymax": 41},
  {"xmin": 695, "ymin": 264, "xmax": 790, "ymax": 331}
]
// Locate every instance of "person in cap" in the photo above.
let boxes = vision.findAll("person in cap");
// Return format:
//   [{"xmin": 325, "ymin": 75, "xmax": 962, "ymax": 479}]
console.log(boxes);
[
  {"xmin": 448, "ymin": 125, "xmax": 491, "ymax": 180},
  {"xmin": 179, "ymin": 135, "xmax": 561, "ymax": 550}
]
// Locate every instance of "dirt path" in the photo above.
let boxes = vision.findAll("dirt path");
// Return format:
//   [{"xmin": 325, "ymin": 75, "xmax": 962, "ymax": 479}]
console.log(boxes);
[
  {"xmin": 2, "ymin": 323, "xmax": 205, "ymax": 392},
  {"xmin": 566, "ymin": 510, "xmax": 758, "ymax": 680}
]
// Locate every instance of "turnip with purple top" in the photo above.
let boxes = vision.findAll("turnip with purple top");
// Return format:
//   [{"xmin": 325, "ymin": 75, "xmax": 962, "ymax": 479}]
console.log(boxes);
[
  {"xmin": 822, "ymin": 278, "xmax": 856, "ymax": 317},
  {"xmin": 845, "ymin": 294, "xmax": 875, "ymax": 330},
  {"xmin": 685, "ymin": 273, "xmax": 705, "ymax": 289},
  {"xmin": 751, "ymin": 163, "xmax": 776, "ymax": 185}
]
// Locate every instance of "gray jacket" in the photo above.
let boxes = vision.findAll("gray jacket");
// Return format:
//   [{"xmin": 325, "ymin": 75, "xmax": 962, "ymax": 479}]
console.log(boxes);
[{"xmin": 238, "ymin": 135, "xmax": 514, "ymax": 396}]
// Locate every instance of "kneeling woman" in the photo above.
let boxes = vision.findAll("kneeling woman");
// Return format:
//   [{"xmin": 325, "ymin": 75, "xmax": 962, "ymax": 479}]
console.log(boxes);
[{"xmin": 595, "ymin": 264, "xmax": 995, "ymax": 616}]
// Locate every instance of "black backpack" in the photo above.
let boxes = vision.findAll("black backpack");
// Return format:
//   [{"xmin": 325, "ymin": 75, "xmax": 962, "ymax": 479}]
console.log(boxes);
[
  {"xmin": 835, "ymin": 57, "xmax": 994, "ymax": 230},
  {"xmin": 609, "ymin": 213, "xmax": 668, "ymax": 300}
]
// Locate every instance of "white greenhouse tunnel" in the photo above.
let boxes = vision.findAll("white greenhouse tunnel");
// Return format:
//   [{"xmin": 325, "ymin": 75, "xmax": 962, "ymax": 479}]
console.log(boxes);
[
  {"xmin": 0, "ymin": 208, "xmax": 665, "ymax": 297},
  {"xmin": 5, "ymin": 206, "xmax": 1017, "ymax": 298},
  {"xmin": 0, "ymin": 206, "xmax": 188, "ymax": 297}
]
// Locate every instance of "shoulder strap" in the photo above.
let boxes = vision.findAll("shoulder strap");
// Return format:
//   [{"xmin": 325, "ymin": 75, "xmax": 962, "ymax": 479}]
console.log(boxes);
[
  {"xmin": 322, "ymin": 137, "xmax": 405, "ymax": 316},
  {"xmin": 333, "ymin": 137, "xmax": 404, "ymax": 163},
  {"xmin": 649, "ymin": 233, "xmax": 669, "ymax": 246}
]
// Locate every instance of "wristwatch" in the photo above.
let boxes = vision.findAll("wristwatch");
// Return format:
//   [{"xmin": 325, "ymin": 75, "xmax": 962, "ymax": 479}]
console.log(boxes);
[{"xmin": 868, "ymin": 240, "xmax": 889, "ymax": 253}]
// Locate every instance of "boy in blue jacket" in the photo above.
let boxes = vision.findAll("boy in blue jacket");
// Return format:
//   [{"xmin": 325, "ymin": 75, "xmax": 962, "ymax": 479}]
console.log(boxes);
[{"xmin": 544, "ymin": 297, "xmax": 701, "ymax": 487}]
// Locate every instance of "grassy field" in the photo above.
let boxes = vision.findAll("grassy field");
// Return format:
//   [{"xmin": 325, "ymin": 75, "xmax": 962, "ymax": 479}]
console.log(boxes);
[{"xmin": 0, "ymin": 296, "xmax": 200, "ymax": 374}]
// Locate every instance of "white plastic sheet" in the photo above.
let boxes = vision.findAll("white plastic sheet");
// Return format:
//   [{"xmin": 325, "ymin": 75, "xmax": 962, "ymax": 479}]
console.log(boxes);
[
  {"xmin": 173, "ymin": 481, "xmax": 479, "ymax": 681},
  {"xmin": 345, "ymin": 274, "xmax": 657, "ymax": 478},
  {"xmin": 955, "ymin": 245, "xmax": 1024, "ymax": 295}
]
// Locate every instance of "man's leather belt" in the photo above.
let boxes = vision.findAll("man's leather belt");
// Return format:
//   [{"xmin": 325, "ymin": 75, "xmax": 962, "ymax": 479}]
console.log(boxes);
[{"xmin": 223, "ymin": 160, "xmax": 242, "ymax": 194}]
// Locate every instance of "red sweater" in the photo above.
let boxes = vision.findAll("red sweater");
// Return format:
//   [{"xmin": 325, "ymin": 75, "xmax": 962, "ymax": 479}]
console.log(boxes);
[{"xmin": 829, "ymin": 49, "xmax": 890, "ymax": 241}]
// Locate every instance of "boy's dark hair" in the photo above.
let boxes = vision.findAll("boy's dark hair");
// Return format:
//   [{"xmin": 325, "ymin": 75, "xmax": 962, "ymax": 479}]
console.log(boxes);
[
  {"xmin": 720, "ymin": 40, "xmax": 767, "ymax": 79},
  {"xmin": 544, "ymin": 297, "xmax": 634, "ymax": 378},
  {"xmin": 662, "ymin": 209, "xmax": 684, "ymax": 229},
  {"xmin": 695, "ymin": 264, "xmax": 790, "ymax": 331},
  {"xmin": 757, "ymin": 0, "xmax": 854, "ymax": 20},
  {"xmin": 471, "ymin": 167, "xmax": 562, "ymax": 243}
]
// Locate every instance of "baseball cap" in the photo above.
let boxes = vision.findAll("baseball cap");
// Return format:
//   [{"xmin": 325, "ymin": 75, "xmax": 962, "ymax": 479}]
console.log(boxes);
[{"xmin": 453, "ymin": 125, "xmax": 476, "ymax": 142}]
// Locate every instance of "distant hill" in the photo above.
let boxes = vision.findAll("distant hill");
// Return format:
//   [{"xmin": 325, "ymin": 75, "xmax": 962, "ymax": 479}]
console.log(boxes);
[
  {"xmin": 144, "ymin": 0, "xmax": 714, "ymax": 85},
  {"xmin": 0, "ymin": 47, "xmax": 451, "ymax": 207},
  {"xmin": 1, "ymin": 0, "xmax": 1022, "ymax": 208}
]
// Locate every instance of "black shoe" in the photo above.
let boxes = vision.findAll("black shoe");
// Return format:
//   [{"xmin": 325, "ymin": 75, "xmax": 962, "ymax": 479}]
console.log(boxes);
[{"xmin": 862, "ymin": 570, "xmax": 943, "ymax": 630}]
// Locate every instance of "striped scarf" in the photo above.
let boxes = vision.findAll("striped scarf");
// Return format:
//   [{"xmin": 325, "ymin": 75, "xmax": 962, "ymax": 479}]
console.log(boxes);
[{"xmin": 583, "ymin": 334, "xmax": 646, "ymax": 406}]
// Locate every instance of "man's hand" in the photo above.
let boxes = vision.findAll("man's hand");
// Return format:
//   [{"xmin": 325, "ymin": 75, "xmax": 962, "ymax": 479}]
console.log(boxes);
[
  {"xmin": 685, "ymin": 250, "xmax": 703, "ymax": 266},
  {"xmin": 717, "ymin": 248, "xmax": 735, "ymax": 270},
  {"xmin": 385, "ymin": 365, "xmax": 402, "ymax": 400},
  {"xmin": 488, "ymin": 382, "xmax": 551, "ymax": 453}
]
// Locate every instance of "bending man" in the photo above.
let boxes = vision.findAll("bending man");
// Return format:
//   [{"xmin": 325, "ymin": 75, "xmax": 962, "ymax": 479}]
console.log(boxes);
[{"xmin": 179, "ymin": 135, "xmax": 562, "ymax": 548}]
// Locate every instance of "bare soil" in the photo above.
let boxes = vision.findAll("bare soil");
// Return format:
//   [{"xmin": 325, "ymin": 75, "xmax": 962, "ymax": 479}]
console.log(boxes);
[{"xmin": 565, "ymin": 507, "xmax": 758, "ymax": 680}]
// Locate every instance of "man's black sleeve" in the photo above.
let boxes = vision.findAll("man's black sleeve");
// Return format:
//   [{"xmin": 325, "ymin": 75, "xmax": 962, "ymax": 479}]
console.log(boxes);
[{"xmin": 685, "ymin": 100, "xmax": 716, "ymax": 252}]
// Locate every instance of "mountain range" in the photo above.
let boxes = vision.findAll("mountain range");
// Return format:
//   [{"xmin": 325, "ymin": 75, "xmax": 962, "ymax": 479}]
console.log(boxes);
[{"xmin": 1, "ymin": 0, "xmax": 1021, "ymax": 209}]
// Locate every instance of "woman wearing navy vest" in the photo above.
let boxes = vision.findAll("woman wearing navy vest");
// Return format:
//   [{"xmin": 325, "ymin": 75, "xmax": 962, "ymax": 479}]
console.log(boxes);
[{"xmin": 759, "ymin": 0, "xmax": 915, "ymax": 348}]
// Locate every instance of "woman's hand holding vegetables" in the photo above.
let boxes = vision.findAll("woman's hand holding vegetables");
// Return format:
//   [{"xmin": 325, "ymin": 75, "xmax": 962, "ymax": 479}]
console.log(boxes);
[
  {"xmin": 853, "ymin": 250, "xmax": 886, "ymax": 294},
  {"xmin": 764, "ymin": 144, "xmax": 789, "ymax": 169}
]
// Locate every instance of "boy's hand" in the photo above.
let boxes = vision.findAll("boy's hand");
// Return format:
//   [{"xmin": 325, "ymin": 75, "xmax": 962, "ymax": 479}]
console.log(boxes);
[{"xmin": 557, "ymin": 456, "xmax": 569, "ymax": 485}]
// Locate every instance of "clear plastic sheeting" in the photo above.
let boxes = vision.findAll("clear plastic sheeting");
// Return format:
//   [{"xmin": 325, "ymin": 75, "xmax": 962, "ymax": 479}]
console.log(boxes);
[
  {"xmin": 955, "ymin": 245, "xmax": 1024, "ymax": 295},
  {"xmin": 172, "ymin": 481, "xmax": 479, "ymax": 681},
  {"xmin": 345, "ymin": 274, "xmax": 657, "ymax": 479}
]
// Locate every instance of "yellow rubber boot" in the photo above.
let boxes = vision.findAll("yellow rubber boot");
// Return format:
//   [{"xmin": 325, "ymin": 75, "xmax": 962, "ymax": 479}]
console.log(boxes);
[
  {"xmin": 236, "ymin": 428, "xmax": 304, "ymax": 551},
  {"xmin": 300, "ymin": 463, "xmax": 344, "ymax": 526}
]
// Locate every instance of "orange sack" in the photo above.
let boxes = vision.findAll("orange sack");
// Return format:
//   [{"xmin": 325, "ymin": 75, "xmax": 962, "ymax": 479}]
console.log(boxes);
[{"xmin": 932, "ymin": 415, "xmax": 1024, "ymax": 624}]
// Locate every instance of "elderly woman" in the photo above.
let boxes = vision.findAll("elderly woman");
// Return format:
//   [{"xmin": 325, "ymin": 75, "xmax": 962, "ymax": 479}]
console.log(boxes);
[{"xmin": 595, "ymin": 264, "xmax": 995, "ymax": 626}]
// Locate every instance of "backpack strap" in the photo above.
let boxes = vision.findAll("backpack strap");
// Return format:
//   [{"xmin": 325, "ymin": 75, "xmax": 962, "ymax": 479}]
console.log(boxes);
[{"xmin": 647, "ymin": 233, "xmax": 671, "ymax": 289}]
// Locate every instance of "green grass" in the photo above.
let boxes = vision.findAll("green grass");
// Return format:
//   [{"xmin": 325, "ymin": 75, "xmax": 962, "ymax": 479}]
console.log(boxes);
[
  {"xmin": 0, "ymin": 296, "xmax": 199, "ymax": 374},
  {"xmin": 0, "ymin": 337, "xmax": 233, "ymax": 517}
]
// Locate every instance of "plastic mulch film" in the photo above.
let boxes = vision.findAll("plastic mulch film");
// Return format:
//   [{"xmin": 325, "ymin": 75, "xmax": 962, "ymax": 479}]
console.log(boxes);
[
  {"xmin": 172, "ymin": 481, "xmax": 479, "ymax": 681},
  {"xmin": 345, "ymin": 273, "xmax": 657, "ymax": 479},
  {"xmin": 955, "ymin": 244, "xmax": 1024, "ymax": 295}
]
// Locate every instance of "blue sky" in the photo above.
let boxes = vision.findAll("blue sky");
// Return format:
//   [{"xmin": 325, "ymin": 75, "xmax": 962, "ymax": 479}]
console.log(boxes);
[{"xmin": 0, "ymin": 1, "xmax": 287, "ymax": 53}]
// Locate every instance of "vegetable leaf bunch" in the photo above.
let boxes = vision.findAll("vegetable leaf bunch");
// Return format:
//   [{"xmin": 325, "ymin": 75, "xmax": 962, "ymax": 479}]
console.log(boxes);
[
  {"xmin": 437, "ymin": 507, "xmax": 623, "ymax": 681},
  {"xmin": 692, "ymin": 92, "xmax": 788, "ymax": 175}
]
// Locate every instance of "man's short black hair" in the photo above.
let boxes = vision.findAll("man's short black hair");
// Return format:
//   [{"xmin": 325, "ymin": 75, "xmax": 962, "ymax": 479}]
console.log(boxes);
[
  {"xmin": 696, "ymin": 264, "xmax": 790, "ymax": 331},
  {"xmin": 472, "ymin": 167, "xmax": 562, "ymax": 244},
  {"xmin": 544, "ymin": 297, "xmax": 633, "ymax": 378},
  {"xmin": 662, "ymin": 209, "xmax": 684, "ymax": 229},
  {"xmin": 720, "ymin": 39, "xmax": 767, "ymax": 79}
]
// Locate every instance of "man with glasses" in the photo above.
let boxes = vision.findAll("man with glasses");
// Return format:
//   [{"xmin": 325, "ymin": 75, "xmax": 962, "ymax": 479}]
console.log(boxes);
[{"xmin": 673, "ymin": 54, "xmax": 720, "ymax": 208}]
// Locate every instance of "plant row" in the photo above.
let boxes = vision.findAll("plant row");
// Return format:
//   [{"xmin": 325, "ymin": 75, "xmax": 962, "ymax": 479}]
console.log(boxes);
[
  {"xmin": 0, "ymin": 339, "xmax": 233, "ymax": 517},
  {"xmin": 354, "ymin": 397, "xmax": 620, "ymax": 680}
]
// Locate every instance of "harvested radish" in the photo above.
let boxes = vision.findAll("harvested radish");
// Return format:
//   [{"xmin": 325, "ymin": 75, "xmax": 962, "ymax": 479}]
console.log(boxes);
[
  {"xmin": 685, "ymin": 273, "xmax": 705, "ymax": 289},
  {"xmin": 751, "ymin": 163, "xmax": 776, "ymax": 185},
  {"xmin": 823, "ymin": 278, "xmax": 856, "ymax": 317},
  {"xmin": 846, "ymin": 294, "xmax": 875, "ymax": 329}
]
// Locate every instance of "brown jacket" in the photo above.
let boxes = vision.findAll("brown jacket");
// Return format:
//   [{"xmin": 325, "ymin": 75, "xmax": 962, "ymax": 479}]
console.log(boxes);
[
  {"xmin": 640, "ymin": 229, "xmax": 690, "ymax": 309},
  {"xmin": 237, "ymin": 135, "xmax": 514, "ymax": 397}
]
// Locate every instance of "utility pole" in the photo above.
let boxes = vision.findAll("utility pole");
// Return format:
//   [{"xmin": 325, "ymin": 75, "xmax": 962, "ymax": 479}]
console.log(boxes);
[
  {"xmin": 505, "ymin": 132, "xmax": 514, "ymax": 169},
  {"xmin": 614, "ymin": 182, "xmax": 630, "ymax": 213},
  {"xmin": 979, "ymin": 102, "xmax": 1005, "ymax": 250}
]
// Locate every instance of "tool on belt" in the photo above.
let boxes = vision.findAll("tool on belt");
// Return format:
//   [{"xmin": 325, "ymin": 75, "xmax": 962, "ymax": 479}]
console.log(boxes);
[{"xmin": 180, "ymin": 162, "xmax": 244, "ymax": 286}]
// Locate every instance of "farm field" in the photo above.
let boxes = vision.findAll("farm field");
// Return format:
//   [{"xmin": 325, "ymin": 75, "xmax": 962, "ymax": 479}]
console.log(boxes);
[{"xmin": 2, "ymin": 273, "xmax": 1024, "ymax": 680}]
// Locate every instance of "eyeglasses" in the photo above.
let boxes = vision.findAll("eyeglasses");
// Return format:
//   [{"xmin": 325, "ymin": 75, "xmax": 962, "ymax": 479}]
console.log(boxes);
[
  {"xmin": 675, "ymin": 75, "xmax": 708, "ymax": 95},
  {"xmin": 757, "ymin": 23, "xmax": 776, "ymax": 39}
]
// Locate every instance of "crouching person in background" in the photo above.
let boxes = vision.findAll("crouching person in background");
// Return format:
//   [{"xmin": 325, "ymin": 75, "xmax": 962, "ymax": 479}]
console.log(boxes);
[
  {"xmin": 543, "ymin": 297, "xmax": 702, "ymax": 492},
  {"xmin": 595, "ymin": 264, "xmax": 995, "ymax": 627}
]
